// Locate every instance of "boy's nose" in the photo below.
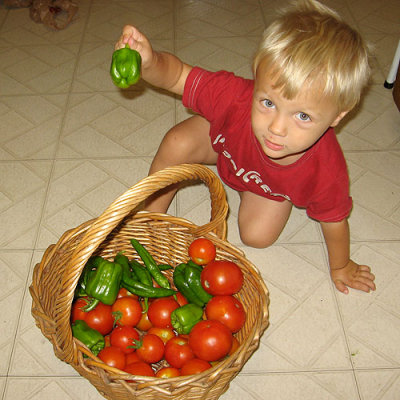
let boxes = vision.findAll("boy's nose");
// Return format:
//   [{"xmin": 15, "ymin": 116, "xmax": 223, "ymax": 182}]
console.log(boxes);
[{"xmin": 268, "ymin": 113, "xmax": 286, "ymax": 136}]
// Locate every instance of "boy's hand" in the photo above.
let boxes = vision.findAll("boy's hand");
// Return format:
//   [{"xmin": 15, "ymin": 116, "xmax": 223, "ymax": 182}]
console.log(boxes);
[
  {"xmin": 115, "ymin": 25, "xmax": 154, "ymax": 70},
  {"xmin": 331, "ymin": 259, "xmax": 376, "ymax": 294}
]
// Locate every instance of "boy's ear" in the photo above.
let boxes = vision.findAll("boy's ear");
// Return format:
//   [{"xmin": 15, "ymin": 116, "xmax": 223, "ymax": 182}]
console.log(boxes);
[{"xmin": 331, "ymin": 110, "xmax": 350, "ymax": 127}]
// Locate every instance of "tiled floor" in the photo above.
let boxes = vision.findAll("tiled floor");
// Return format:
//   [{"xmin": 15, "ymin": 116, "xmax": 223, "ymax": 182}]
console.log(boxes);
[{"xmin": 1, "ymin": 0, "xmax": 399, "ymax": 399}]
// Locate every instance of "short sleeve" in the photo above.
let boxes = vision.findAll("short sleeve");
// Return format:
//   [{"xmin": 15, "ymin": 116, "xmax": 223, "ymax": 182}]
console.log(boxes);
[
  {"xmin": 182, "ymin": 67, "xmax": 249, "ymax": 122},
  {"xmin": 306, "ymin": 166, "xmax": 353, "ymax": 222}
]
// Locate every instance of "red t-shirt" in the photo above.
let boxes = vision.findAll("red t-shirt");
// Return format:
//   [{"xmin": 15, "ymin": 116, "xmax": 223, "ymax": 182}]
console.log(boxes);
[{"xmin": 182, "ymin": 67, "xmax": 352, "ymax": 222}]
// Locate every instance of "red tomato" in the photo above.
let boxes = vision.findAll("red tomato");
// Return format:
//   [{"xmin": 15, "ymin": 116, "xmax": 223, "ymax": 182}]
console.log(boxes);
[
  {"xmin": 124, "ymin": 361, "xmax": 155, "ymax": 378},
  {"xmin": 180, "ymin": 358, "xmax": 211, "ymax": 375},
  {"xmin": 117, "ymin": 287, "xmax": 138, "ymax": 299},
  {"xmin": 156, "ymin": 367, "xmax": 180, "ymax": 378},
  {"xmin": 205, "ymin": 295, "xmax": 246, "ymax": 333},
  {"xmin": 228, "ymin": 336, "xmax": 240, "ymax": 356},
  {"xmin": 147, "ymin": 297, "xmax": 179, "ymax": 328},
  {"xmin": 98, "ymin": 346, "xmax": 126, "ymax": 370},
  {"xmin": 136, "ymin": 333, "xmax": 165, "ymax": 364},
  {"xmin": 84, "ymin": 302, "xmax": 114, "ymax": 335},
  {"xmin": 175, "ymin": 291, "xmax": 188, "ymax": 307},
  {"xmin": 201, "ymin": 260, "xmax": 243, "ymax": 295},
  {"xmin": 71, "ymin": 297, "xmax": 89, "ymax": 323},
  {"xmin": 136, "ymin": 310, "xmax": 152, "ymax": 331},
  {"xmin": 188, "ymin": 238, "xmax": 216, "ymax": 265},
  {"xmin": 148, "ymin": 327, "xmax": 176, "ymax": 344},
  {"xmin": 189, "ymin": 320, "xmax": 232, "ymax": 361},
  {"xmin": 110, "ymin": 326, "xmax": 140, "ymax": 354},
  {"xmin": 112, "ymin": 297, "xmax": 142, "ymax": 327},
  {"xmin": 164, "ymin": 336, "xmax": 194, "ymax": 369},
  {"xmin": 125, "ymin": 351, "xmax": 140, "ymax": 365}
]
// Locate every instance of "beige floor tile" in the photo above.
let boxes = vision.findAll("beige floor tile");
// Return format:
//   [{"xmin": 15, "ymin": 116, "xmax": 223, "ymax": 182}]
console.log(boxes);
[
  {"xmin": 1, "ymin": 94, "xmax": 66, "ymax": 160},
  {"xmin": 0, "ymin": 161, "xmax": 51, "ymax": 248},
  {"xmin": 221, "ymin": 371, "xmax": 360, "ymax": 400},
  {"xmin": 351, "ymin": 171, "xmax": 400, "ymax": 218},
  {"xmin": 59, "ymin": 90, "xmax": 175, "ymax": 158},
  {"xmin": 4, "ymin": 377, "xmax": 101, "ymax": 400},
  {"xmin": 356, "ymin": 369, "xmax": 400, "ymax": 400},
  {"xmin": 0, "ymin": 251, "xmax": 32, "ymax": 374},
  {"xmin": 1, "ymin": 45, "xmax": 78, "ymax": 94},
  {"xmin": 36, "ymin": 158, "xmax": 150, "ymax": 246},
  {"xmin": 264, "ymin": 281, "xmax": 346, "ymax": 368},
  {"xmin": 176, "ymin": 36, "xmax": 257, "ymax": 79}
]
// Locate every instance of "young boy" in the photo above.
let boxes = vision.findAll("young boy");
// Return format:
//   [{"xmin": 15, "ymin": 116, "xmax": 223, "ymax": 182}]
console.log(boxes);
[{"xmin": 115, "ymin": 0, "xmax": 376, "ymax": 294}]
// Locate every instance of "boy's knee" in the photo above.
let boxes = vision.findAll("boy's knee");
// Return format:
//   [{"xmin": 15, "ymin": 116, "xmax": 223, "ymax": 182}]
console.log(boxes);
[
  {"xmin": 238, "ymin": 225, "xmax": 278, "ymax": 249},
  {"xmin": 162, "ymin": 126, "xmax": 192, "ymax": 153}
]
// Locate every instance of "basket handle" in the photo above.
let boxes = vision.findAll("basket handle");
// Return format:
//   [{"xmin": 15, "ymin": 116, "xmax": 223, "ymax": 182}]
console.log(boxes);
[
  {"xmin": 56, "ymin": 164, "xmax": 228, "ymax": 363},
  {"xmin": 73, "ymin": 163, "xmax": 227, "ymax": 258}
]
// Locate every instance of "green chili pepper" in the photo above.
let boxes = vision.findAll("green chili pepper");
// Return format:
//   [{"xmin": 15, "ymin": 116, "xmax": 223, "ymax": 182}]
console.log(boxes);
[
  {"xmin": 72, "ymin": 320, "xmax": 105, "ymax": 356},
  {"xmin": 131, "ymin": 239, "xmax": 171, "ymax": 289},
  {"xmin": 120, "ymin": 259, "xmax": 175, "ymax": 298},
  {"xmin": 171, "ymin": 304, "xmax": 204, "ymax": 334},
  {"xmin": 130, "ymin": 259, "xmax": 153, "ymax": 287},
  {"xmin": 84, "ymin": 259, "xmax": 122, "ymax": 310},
  {"xmin": 129, "ymin": 258, "xmax": 153, "ymax": 313},
  {"xmin": 173, "ymin": 263, "xmax": 205, "ymax": 307},
  {"xmin": 110, "ymin": 44, "xmax": 141, "ymax": 89},
  {"xmin": 121, "ymin": 280, "xmax": 176, "ymax": 299},
  {"xmin": 184, "ymin": 265, "xmax": 212, "ymax": 304},
  {"xmin": 158, "ymin": 264, "xmax": 173, "ymax": 271}
]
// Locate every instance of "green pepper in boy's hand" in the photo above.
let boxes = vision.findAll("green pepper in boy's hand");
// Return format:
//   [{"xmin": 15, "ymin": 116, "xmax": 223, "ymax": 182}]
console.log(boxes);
[{"xmin": 110, "ymin": 44, "xmax": 141, "ymax": 88}]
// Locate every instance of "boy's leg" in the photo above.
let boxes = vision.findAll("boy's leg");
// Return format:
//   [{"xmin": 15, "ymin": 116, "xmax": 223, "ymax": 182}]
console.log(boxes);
[
  {"xmin": 238, "ymin": 191, "xmax": 292, "ymax": 248},
  {"xmin": 146, "ymin": 115, "xmax": 218, "ymax": 212}
]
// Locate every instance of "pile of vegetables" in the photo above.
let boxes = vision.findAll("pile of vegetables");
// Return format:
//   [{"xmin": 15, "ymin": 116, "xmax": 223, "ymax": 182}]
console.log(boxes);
[{"xmin": 71, "ymin": 237, "xmax": 246, "ymax": 378}]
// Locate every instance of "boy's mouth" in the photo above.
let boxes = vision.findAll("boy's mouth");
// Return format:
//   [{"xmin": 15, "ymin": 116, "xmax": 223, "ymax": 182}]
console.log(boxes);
[{"xmin": 264, "ymin": 138, "xmax": 284, "ymax": 151}]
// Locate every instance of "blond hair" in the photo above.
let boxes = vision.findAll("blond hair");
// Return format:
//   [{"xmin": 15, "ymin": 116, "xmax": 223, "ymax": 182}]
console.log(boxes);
[{"xmin": 253, "ymin": 0, "xmax": 371, "ymax": 111}]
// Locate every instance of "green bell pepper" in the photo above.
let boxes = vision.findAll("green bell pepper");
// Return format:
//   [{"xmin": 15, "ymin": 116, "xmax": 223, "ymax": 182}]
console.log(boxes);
[
  {"xmin": 75, "ymin": 256, "xmax": 103, "ymax": 298},
  {"xmin": 110, "ymin": 44, "xmax": 141, "ymax": 89},
  {"xmin": 72, "ymin": 320, "xmax": 105, "ymax": 356},
  {"xmin": 184, "ymin": 265, "xmax": 213, "ymax": 304},
  {"xmin": 171, "ymin": 303, "xmax": 204, "ymax": 334},
  {"xmin": 84, "ymin": 259, "xmax": 122, "ymax": 311}
]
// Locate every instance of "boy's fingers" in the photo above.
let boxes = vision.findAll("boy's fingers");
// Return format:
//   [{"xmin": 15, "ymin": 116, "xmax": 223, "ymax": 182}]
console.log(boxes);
[
  {"xmin": 334, "ymin": 280, "xmax": 349, "ymax": 294},
  {"xmin": 353, "ymin": 277, "xmax": 376, "ymax": 293},
  {"xmin": 122, "ymin": 25, "xmax": 135, "ymax": 36},
  {"xmin": 359, "ymin": 264, "xmax": 371, "ymax": 272},
  {"xmin": 359, "ymin": 271, "xmax": 375, "ymax": 288},
  {"xmin": 362, "ymin": 271, "xmax": 375, "ymax": 282}
]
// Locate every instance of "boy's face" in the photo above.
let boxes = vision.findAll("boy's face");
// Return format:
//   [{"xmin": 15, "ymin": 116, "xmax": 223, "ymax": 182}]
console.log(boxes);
[{"xmin": 251, "ymin": 61, "xmax": 348, "ymax": 165}]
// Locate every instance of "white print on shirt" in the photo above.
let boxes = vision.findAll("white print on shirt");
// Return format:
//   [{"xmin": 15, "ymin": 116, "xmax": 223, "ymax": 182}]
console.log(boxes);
[{"xmin": 213, "ymin": 133, "xmax": 291, "ymax": 201}]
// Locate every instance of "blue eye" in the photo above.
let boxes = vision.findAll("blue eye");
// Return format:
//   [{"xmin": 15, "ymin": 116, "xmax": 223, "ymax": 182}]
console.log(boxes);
[
  {"xmin": 297, "ymin": 112, "xmax": 311, "ymax": 121},
  {"xmin": 263, "ymin": 99, "xmax": 275, "ymax": 108}
]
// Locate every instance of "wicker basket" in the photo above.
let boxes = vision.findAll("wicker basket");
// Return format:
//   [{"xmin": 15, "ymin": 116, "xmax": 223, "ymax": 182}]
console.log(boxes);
[{"xmin": 30, "ymin": 164, "xmax": 269, "ymax": 400}]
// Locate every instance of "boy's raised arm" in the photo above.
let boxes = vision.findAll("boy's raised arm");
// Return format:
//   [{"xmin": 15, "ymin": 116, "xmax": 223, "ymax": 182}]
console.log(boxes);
[{"xmin": 115, "ymin": 25, "xmax": 192, "ymax": 95}]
